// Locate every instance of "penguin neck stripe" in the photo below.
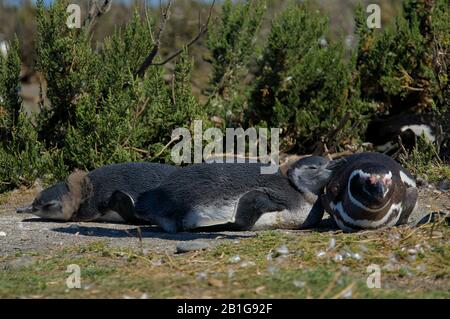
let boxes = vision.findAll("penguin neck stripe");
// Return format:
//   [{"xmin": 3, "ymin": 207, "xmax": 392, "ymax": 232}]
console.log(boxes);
[
  {"xmin": 331, "ymin": 201, "xmax": 402, "ymax": 229},
  {"xmin": 347, "ymin": 170, "xmax": 392, "ymax": 213},
  {"xmin": 399, "ymin": 171, "xmax": 416, "ymax": 188}
]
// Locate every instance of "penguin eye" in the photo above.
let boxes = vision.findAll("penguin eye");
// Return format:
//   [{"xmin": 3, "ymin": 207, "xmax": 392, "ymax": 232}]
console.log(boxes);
[{"xmin": 308, "ymin": 166, "xmax": 318, "ymax": 170}]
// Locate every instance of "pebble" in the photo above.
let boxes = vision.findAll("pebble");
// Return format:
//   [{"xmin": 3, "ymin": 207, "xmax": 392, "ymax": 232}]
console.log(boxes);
[
  {"xmin": 240, "ymin": 261, "xmax": 256, "ymax": 268},
  {"xmin": 351, "ymin": 253, "xmax": 362, "ymax": 260},
  {"xmin": 175, "ymin": 241, "xmax": 210, "ymax": 254},
  {"xmin": 328, "ymin": 238, "xmax": 336, "ymax": 250},
  {"xmin": 228, "ymin": 255, "xmax": 241, "ymax": 264},
  {"xmin": 416, "ymin": 176, "xmax": 428, "ymax": 187},
  {"xmin": 196, "ymin": 272, "xmax": 208, "ymax": 281},
  {"xmin": 276, "ymin": 245, "xmax": 289, "ymax": 256},
  {"xmin": 267, "ymin": 266, "xmax": 279, "ymax": 275},
  {"xmin": 293, "ymin": 280, "xmax": 306, "ymax": 288},
  {"xmin": 343, "ymin": 288, "xmax": 353, "ymax": 299},
  {"xmin": 438, "ymin": 179, "xmax": 450, "ymax": 191},
  {"xmin": 316, "ymin": 251, "xmax": 326, "ymax": 258},
  {"xmin": 0, "ymin": 231, "xmax": 6, "ymax": 237}
]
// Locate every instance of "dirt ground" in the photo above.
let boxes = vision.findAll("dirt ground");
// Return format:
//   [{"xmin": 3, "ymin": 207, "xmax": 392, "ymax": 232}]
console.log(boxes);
[{"xmin": 0, "ymin": 185, "xmax": 449, "ymax": 257}]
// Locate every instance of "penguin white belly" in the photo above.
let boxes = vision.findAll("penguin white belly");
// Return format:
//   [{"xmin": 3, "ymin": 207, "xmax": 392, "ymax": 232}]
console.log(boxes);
[
  {"xmin": 97, "ymin": 211, "xmax": 126, "ymax": 223},
  {"xmin": 182, "ymin": 202, "xmax": 237, "ymax": 229},
  {"xmin": 251, "ymin": 211, "xmax": 286, "ymax": 230},
  {"xmin": 252, "ymin": 203, "xmax": 314, "ymax": 230}
]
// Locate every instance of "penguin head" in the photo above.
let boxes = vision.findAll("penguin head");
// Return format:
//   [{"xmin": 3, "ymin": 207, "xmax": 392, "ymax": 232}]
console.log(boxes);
[
  {"xmin": 287, "ymin": 156, "xmax": 333, "ymax": 195},
  {"xmin": 348, "ymin": 164, "xmax": 393, "ymax": 206},
  {"xmin": 17, "ymin": 182, "xmax": 70, "ymax": 221}
]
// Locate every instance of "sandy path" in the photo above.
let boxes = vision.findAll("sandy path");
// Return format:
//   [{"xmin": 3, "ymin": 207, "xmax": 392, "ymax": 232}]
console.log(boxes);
[{"xmin": 0, "ymin": 186, "xmax": 448, "ymax": 257}]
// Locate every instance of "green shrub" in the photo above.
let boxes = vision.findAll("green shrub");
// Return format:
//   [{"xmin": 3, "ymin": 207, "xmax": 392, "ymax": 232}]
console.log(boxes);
[
  {"xmin": 247, "ymin": 1, "xmax": 372, "ymax": 152},
  {"xmin": 355, "ymin": 0, "xmax": 448, "ymax": 115},
  {"xmin": 206, "ymin": 0, "xmax": 266, "ymax": 128},
  {"xmin": 0, "ymin": 0, "xmax": 209, "ymax": 191}
]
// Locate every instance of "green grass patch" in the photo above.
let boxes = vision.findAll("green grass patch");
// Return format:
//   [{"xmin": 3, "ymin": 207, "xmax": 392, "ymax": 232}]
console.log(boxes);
[{"xmin": 0, "ymin": 221, "xmax": 449, "ymax": 299}]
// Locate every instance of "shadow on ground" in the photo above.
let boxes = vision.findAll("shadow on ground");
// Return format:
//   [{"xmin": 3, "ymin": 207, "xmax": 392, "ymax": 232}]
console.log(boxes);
[{"xmin": 50, "ymin": 225, "xmax": 254, "ymax": 241}]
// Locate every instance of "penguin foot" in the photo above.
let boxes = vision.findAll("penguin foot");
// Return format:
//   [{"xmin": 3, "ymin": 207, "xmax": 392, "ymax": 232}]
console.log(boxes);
[{"xmin": 414, "ymin": 211, "xmax": 449, "ymax": 227}]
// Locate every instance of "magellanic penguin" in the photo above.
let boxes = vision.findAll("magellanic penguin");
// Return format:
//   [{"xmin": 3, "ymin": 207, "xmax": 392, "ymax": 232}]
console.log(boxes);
[
  {"xmin": 16, "ymin": 162, "xmax": 178, "ymax": 223},
  {"xmin": 321, "ymin": 152, "xmax": 418, "ymax": 232},
  {"xmin": 365, "ymin": 113, "xmax": 442, "ymax": 154},
  {"xmin": 110, "ymin": 156, "xmax": 336, "ymax": 233}
]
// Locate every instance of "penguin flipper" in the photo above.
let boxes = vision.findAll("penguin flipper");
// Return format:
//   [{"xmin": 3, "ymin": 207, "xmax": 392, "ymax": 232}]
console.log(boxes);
[
  {"xmin": 108, "ymin": 190, "xmax": 141, "ymax": 223},
  {"xmin": 397, "ymin": 187, "xmax": 418, "ymax": 225},
  {"xmin": 321, "ymin": 192, "xmax": 335, "ymax": 215}
]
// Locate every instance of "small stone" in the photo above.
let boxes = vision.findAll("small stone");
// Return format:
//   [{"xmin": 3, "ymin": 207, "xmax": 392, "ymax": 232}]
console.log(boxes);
[
  {"xmin": 343, "ymin": 251, "xmax": 352, "ymax": 259},
  {"xmin": 293, "ymin": 280, "xmax": 306, "ymax": 288},
  {"xmin": 196, "ymin": 272, "xmax": 208, "ymax": 281},
  {"xmin": 176, "ymin": 241, "xmax": 210, "ymax": 254},
  {"xmin": 240, "ymin": 261, "xmax": 256, "ymax": 268},
  {"xmin": 351, "ymin": 253, "xmax": 362, "ymax": 260},
  {"xmin": 266, "ymin": 252, "xmax": 273, "ymax": 261},
  {"xmin": 438, "ymin": 179, "xmax": 450, "ymax": 191},
  {"xmin": 328, "ymin": 238, "xmax": 336, "ymax": 250},
  {"xmin": 267, "ymin": 266, "xmax": 279, "ymax": 275},
  {"xmin": 255, "ymin": 286, "xmax": 266, "ymax": 294},
  {"xmin": 228, "ymin": 255, "xmax": 241, "ymax": 264},
  {"xmin": 343, "ymin": 287, "xmax": 353, "ymax": 299},
  {"xmin": 416, "ymin": 176, "xmax": 428, "ymax": 187},
  {"xmin": 359, "ymin": 244, "xmax": 369, "ymax": 253},
  {"xmin": 340, "ymin": 266, "xmax": 350, "ymax": 273},
  {"xmin": 416, "ymin": 264, "xmax": 427, "ymax": 272},
  {"xmin": 276, "ymin": 245, "xmax": 289, "ymax": 256},
  {"xmin": 0, "ymin": 231, "xmax": 6, "ymax": 237},
  {"xmin": 318, "ymin": 36, "xmax": 328, "ymax": 48},
  {"xmin": 334, "ymin": 254, "xmax": 343, "ymax": 262},
  {"xmin": 316, "ymin": 251, "xmax": 326, "ymax": 258}
]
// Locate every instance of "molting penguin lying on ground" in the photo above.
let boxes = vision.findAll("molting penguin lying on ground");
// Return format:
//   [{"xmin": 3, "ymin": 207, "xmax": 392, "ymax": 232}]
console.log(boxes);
[
  {"xmin": 110, "ymin": 156, "xmax": 336, "ymax": 233},
  {"xmin": 16, "ymin": 163, "xmax": 178, "ymax": 223},
  {"xmin": 321, "ymin": 152, "xmax": 418, "ymax": 232}
]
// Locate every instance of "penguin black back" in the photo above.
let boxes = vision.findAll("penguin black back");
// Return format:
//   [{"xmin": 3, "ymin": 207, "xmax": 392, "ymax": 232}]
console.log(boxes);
[
  {"xmin": 113, "ymin": 157, "xmax": 336, "ymax": 233},
  {"xmin": 18, "ymin": 162, "xmax": 178, "ymax": 222}
]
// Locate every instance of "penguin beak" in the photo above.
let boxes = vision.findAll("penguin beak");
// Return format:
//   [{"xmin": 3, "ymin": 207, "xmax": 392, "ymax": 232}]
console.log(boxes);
[
  {"xmin": 372, "ymin": 181, "xmax": 387, "ymax": 200},
  {"xmin": 325, "ymin": 158, "xmax": 347, "ymax": 171},
  {"xmin": 16, "ymin": 205, "xmax": 34, "ymax": 214}
]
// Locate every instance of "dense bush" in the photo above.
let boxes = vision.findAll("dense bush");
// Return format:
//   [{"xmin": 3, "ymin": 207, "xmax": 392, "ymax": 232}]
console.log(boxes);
[
  {"xmin": 247, "ymin": 2, "xmax": 373, "ymax": 152},
  {"xmin": 0, "ymin": 0, "xmax": 209, "ymax": 191},
  {"xmin": 355, "ymin": 0, "xmax": 448, "ymax": 115},
  {"xmin": 0, "ymin": 0, "xmax": 448, "ymax": 192},
  {"xmin": 205, "ymin": 0, "xmax": 266, "ymax": 128}
]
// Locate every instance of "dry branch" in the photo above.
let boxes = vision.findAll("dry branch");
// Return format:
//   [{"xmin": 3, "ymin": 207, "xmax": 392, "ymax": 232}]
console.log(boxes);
[
  {"xmin": 314, "ymin": 111, "xmax": 351, "ymax": 155},
  {"xmin": 134, "ymin": 0, "xmax": 216, "ymax": 78},
  {"xmin": 83, "ymin": 0, "xmax": 112, "ymax": 35}
]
